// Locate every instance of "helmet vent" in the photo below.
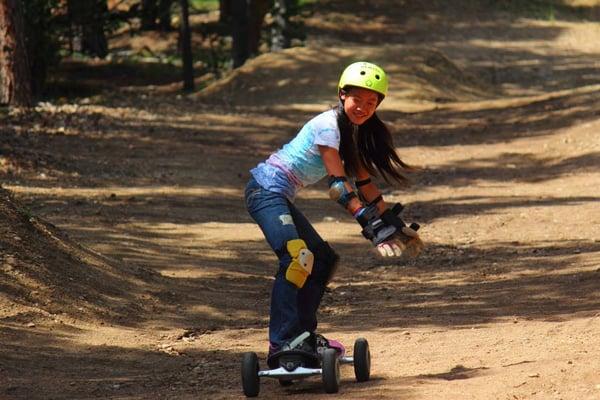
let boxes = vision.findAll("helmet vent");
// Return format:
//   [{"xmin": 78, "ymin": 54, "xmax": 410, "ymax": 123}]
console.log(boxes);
[
  {"xmin": 375, "ymin": 74, "xmax": 380, "ymax": 80},
  {"xmin": 360, "ymin": 71, "xmax": 366, "ymax": 75}
]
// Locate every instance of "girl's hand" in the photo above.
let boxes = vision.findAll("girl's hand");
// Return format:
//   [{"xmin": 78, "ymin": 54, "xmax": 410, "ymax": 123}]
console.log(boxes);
[
  {"xmin": 376, "ymin": 238, "xmax": 405, "ymax": 257},
  {"xmin": 375, "ymin": 231, "xmax": 425, "ymax": 258}
]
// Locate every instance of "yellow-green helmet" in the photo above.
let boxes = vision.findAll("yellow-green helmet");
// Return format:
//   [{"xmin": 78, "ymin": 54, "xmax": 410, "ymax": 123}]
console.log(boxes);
[{"xmin": 338, "ymin": 61, "xmax": 388, "ymax": 98}]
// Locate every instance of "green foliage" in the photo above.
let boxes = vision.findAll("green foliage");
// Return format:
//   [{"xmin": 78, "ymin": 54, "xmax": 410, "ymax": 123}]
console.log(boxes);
[{"xmin": 190, "ymin": 0, "xmax": 219, "ymax": 11}]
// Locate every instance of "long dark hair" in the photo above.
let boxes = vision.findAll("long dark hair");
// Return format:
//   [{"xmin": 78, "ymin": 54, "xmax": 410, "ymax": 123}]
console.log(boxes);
[{"xmin": 336, "ymin": 102, "xmax": 413, "ymax": 185}]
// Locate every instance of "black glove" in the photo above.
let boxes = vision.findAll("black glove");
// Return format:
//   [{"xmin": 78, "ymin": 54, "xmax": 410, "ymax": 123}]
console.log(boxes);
[
  {"xmin": 380, "ymin": 203, "xmax": 421, "ymax": 245},
  {"xmin": 354, "ymin": 204, "xmax": 397, "ymax": 245},
  {"xmin": 356, "ymin": 203, "xmax": 424, "ymax": 257}
]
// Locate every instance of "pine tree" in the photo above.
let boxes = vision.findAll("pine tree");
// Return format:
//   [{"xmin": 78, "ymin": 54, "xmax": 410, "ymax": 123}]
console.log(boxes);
[{"xmin": 0, "ymin": 0, "xmax": 33, "ymax": 106}]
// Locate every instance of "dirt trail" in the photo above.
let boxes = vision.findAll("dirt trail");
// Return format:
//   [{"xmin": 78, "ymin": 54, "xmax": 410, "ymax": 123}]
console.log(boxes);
[{"xmin": 1, "ymin": 1, "xmax": 600, "ymax": 399}]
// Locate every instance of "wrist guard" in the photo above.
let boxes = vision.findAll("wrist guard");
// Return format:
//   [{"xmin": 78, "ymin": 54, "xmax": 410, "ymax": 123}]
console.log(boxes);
[
  {"xmin": 328, "ymin": 176, "xmax": 357, "ymax": 208},
  {"xmin": 356, "ymin": 203, "xmax": 420, "ymax": 246},
  {"xmin": 355, "ymin": 204, "xmax": 396, "ymax": 245},
  {"xmin": 381, "ymin": 203, "xmax": 421, "ymax": 244}
]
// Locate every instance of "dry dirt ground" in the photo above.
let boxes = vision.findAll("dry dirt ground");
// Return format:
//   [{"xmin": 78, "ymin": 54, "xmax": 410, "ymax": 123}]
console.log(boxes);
[{"xmin": 1, "ymin": 1, "xmax": 600, "ymax": 399}]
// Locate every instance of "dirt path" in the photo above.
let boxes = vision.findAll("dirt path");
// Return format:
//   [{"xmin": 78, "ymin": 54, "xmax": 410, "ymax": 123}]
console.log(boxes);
[{"xmin": 2, "ymin": 1, "xmax": 600, "ymax": 399}]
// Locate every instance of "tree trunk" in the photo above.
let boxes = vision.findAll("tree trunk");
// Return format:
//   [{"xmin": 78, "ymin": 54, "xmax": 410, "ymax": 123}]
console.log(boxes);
[
  {"xmin": 230, "ymin": 0, "xmax": 270, "ymax": 67},
  {"xmin": 67, "ymin": 0, "xmax": 109, "ymax": 58},
  {"xmin": 179, "ymin": 0, "xmax": 194, "ymax": 91},
  {"xmin": 141, "ymin": 0, "xmax": 158, "ymax": 30},
  {"xmin": 247, "ymin": 0, "xmax": 270, "ymax": 56},
  {"xmin": 82, "ymin": 0, "xmax": 109, "ymax": 57},
  {"xmin": 219, "ymin": 0, "xmax": 231, "ymax": 23},
  {"xmin": 142, "ymin": 0, "xmax": 171, "ymax": 31},
  {"xmin": 230, "ymin": 0, "xmax": 249, "ymax": 68},
  {"xmin": 158, "ymin": 0, "xmax": 173, "ymax": 31},
  {"xmin": 0, "ymin": 0, "xmax": 32, "ymax": 107}
]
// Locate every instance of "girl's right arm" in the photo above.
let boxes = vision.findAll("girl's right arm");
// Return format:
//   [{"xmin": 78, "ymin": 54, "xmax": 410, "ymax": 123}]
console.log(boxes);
[
  {"xmin": 319, "ymin": 145, "xmax": 406, "ymax": 257},
  {"xmin": 318, "ymin": 145, "xmax": 363, "ymax": 216}
]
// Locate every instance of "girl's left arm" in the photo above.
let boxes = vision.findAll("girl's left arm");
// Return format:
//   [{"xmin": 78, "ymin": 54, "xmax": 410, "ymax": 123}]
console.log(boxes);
[
  {"xmin": 354, "ymin": 168, "xmax": 387, "ymax": 215},
  {"xmin": 320, "ymin": 145, "xmax": 422, "ymax": 258}
]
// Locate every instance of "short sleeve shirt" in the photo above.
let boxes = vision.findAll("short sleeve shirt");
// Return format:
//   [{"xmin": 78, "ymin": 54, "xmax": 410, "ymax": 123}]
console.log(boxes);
[{"xmin": 250, "ymin": 109, "xmax": 340, "ymax": 201}]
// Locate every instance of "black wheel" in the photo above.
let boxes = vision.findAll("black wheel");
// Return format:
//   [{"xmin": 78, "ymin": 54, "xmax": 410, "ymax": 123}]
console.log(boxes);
[
  {"xmin": 241, "ymin": 352, "xmax": 260, "ymax": 397},
  {"xmin": 322, "ymin": 348, "xmax": 340, "ymax": 393},
  {"xmin": 353, "ymin": 338, "xmax": 371, "ymax": 382}
]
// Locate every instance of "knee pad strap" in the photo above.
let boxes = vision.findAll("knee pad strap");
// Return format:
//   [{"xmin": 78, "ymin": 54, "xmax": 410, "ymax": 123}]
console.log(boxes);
[
  {"xmin": 313, "ymin": 241, "xmax": 339, "ymax": 285},
  {"xmin": 285, "ymin": 239, "xmax": 314, "ymax": 288}
]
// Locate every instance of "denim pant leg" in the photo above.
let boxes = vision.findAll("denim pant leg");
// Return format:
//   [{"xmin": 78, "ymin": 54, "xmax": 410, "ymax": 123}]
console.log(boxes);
[
  {"xmin": 288, "ymin": 203, "xmax": 331, "ymax": 333},
  {"xmin": 245, "ymin": 178, "xmax": 302, "ymax": 348}
]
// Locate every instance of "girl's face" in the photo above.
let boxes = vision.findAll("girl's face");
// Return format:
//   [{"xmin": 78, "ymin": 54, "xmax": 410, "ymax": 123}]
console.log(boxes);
[{"xmin": 340, "ymin": 87, "xmax": 380, "ymax": 125}]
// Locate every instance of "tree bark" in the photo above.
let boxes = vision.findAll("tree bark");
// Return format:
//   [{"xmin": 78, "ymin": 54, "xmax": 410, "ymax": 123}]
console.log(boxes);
[
  {"xmin": 158, "ymin": 0, "xmax": 173, "ymax": 31},
  {"xmin": 179, "ymin": 0, "xmax": 194, "ymax": 91},
  {"xmin": 219, "ymin": 0, "xmax": 231, "ymax": 23},
  {"xmin": 247, "ymin": 0, "xmax": 270, "ymax": 56},
  {"xmin": 82, "ymin": 0, "xmax": 109, "ymax": 57},
  {"xmin": 0, "ymin": 0, "xmax": 32, "ymax": 106},
  {"xmin": 141, "ymin": 0, "xmax": 158, "ymax": 30},
  {"xmin": 67, "ymin": 0, "xmax": 109, "ymax": 58},
  {"xmin": 230, "ymin": 0, "xmax": 249, "ymax": 68}
]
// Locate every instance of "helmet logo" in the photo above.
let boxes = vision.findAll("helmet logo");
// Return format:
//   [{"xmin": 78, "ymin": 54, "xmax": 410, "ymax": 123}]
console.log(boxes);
[{"xmin": 365, "ymin": 80, "xmax": 373, "ymax": 87}]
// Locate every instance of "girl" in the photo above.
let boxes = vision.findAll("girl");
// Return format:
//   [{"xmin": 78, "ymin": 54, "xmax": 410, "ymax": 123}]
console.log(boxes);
[{"xmin": 244, "ymin": 61, "xmax": 423, "ymax": 360}]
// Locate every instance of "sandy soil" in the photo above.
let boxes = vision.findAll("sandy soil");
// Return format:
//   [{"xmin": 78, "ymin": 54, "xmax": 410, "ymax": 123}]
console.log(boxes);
[{"xmin": 1, "ymin": 1, "xmax": 600, "ymax": 399}]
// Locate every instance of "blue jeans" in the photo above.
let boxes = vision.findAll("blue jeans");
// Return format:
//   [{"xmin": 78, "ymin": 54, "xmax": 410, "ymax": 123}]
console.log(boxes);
[{"xmin": 245, "ymin": 177, "xmax": 337, "ymax": 349}]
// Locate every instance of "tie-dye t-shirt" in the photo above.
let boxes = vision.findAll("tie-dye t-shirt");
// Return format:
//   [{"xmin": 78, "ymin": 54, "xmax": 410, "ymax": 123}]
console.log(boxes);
[{"xmin": 251, "ymin": 109, "xmax": 340, "ymax": 201}]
